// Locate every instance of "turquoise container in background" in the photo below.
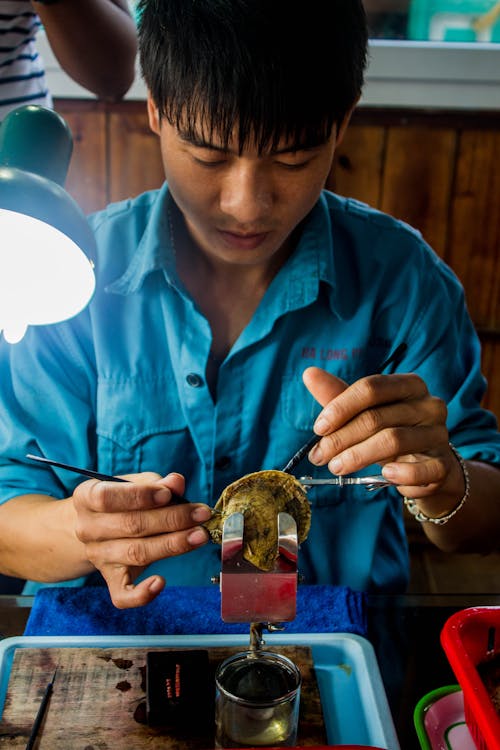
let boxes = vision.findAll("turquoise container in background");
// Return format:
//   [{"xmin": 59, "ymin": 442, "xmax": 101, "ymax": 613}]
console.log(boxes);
[{"xmin": 408, "ymin": 0, "xmax": 500, "ymax": 43}]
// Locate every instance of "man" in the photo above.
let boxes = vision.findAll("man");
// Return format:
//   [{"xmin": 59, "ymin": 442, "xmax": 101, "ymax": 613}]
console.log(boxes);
[{"xmin": 0, "ymin": 0, "xmax": 499, "ymax": 608}]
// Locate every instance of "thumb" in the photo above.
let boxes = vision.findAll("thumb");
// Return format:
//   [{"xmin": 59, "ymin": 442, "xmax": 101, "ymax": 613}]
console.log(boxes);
[
  {"xmin": 157, "ymin": 472, "xmax": 186, "ymax": 499},
  {"xmin": 302, "ymin": 367, "xmax": 349, "ymax": 408}
]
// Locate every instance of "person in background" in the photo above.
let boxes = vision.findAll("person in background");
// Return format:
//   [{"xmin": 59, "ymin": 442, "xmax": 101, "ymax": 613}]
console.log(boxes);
[
  {"xmin": 0, "ymin": 0, "xmax": 137, "ymax": 121},
  {"xmin": 0, "ymin": 0, "xmax": 499, "ymax": 608}
]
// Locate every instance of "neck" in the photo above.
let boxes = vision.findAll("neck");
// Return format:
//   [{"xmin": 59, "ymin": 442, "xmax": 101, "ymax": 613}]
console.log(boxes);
[{"xmin": 168, "ymin": 203, "xmax": 292, "ymax": 358}]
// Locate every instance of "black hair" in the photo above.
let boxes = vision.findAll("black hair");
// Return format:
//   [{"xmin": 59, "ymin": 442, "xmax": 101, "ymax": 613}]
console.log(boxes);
[{"xmin": 138, "ymin": 0, "xmax": 368, "ymax": 154}]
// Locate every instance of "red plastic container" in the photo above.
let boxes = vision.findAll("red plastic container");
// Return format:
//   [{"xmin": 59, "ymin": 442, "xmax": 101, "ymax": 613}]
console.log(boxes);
[{"xmin": 441, "ymin": 606, "xmax": 500, "ymax": 750}]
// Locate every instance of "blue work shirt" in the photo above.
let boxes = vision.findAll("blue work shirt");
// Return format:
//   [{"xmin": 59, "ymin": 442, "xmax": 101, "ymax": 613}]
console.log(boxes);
[{"xmin": 1, "ymin": 185, "xmax": 499, "ymax": 594}]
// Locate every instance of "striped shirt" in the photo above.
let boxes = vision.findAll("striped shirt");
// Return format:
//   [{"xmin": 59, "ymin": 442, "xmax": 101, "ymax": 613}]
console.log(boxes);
[{"xmin": 0, "ymin": 1, "xmax": 52, "ymax": 121}]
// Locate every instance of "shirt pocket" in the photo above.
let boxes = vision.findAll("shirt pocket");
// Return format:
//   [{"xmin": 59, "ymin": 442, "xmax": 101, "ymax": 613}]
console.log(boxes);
[
  {"xmin": 277, "ymin": 374, "xmax": 339, "ymax": 506},
  {"xmin": 280, "ymin": 373, "xmax": 321, "ymax": 432},
  {"xmin": 96, "ymin": 375, "xmax": 189, "ymax": 476}
]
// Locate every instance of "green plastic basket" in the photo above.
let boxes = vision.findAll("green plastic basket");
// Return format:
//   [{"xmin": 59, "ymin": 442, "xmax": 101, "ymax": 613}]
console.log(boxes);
[{"xmin": 414, "ymin": 685, "xmax": 466, "ymax": 750}]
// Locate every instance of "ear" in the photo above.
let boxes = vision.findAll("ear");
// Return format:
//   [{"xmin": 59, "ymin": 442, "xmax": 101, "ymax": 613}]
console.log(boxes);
[
  {"xmin": 147, "ymin": 93, "xmax": 161, "ymax": 135},
  {"xmin": 335, "ymin": 96, "xmax": 360, "ymax": 147}
]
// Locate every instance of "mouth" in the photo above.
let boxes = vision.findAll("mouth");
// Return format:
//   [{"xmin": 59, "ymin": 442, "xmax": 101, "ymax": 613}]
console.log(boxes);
[{"xmin": 218, "ymin": 229, "xmax": 270, "ymax": 250}]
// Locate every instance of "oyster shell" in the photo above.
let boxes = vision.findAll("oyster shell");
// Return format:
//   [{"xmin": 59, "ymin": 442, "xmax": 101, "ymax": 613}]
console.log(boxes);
[{"xmin": 204, "ymin": 470, "xmax": 311, "ymax": 571}]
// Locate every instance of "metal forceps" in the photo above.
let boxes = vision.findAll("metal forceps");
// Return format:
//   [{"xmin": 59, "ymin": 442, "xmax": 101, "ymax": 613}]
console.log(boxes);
[{"xmin": 299, "ymin": 475, "xmax": 397, "ymax": 492}]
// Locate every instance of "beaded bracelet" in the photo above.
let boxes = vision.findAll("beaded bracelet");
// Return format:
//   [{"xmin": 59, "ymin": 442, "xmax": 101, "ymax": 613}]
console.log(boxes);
[{"xmin": 403, "ymin": 443, "xmax": 470, "ymax": 526}]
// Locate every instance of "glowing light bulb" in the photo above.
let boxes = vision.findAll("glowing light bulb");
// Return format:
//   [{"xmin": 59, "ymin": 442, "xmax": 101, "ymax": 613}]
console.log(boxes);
[{"xmin": 0, "ymin": 208, "xmax": 95, "ymax": 343}]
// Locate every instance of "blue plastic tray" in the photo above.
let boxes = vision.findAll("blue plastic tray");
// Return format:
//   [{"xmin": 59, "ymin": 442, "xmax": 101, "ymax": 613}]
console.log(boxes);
[{"xmin": 0, "ymin": 632, "xmax": 400, "ymax": 749}]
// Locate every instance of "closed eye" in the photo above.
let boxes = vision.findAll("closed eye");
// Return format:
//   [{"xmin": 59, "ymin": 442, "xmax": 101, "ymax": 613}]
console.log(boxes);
[
  {"xmin": 193, "ymin": 156, "xmax": 227, "ymax": 168},
  {"xmin": 276, "ymin": 159, "xmax": 312, "ymax": 171}
]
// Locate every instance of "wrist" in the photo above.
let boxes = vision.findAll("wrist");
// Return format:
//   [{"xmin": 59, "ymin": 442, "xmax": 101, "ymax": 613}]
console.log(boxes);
[{"xmin": 403, "ymin": 443, "xmax": 470, "ymax": 525}]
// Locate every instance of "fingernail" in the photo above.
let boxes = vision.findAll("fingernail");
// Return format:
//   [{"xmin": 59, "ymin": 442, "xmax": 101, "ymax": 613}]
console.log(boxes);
[
  {"xmin": 153, "ymin": 489, "xmax": 170, "ymax": 505},
  {"xmin": 329, "ymin": 457, "xmax": 342, "ymax": 473},
  {"xmin": 148, "ymin": 576, "xmax": 164, "ymax": 594},
  {"xmin": 187, "ymin": 527, "xmax": 209, "ymax": 546},
  {"xmin": 382, "ymin": 464, "xmax": 397, "ymax": 479},
  {"xmin": 314, "ymin": 416, "xmax": 329, "ymax": 434},
  {"xmin": 310, "ymin": 444, "xmax": 323, "ymax": 463},
  {"xmin": 191, "ymin": 505, "xmax": 212, "ymax": 523}
]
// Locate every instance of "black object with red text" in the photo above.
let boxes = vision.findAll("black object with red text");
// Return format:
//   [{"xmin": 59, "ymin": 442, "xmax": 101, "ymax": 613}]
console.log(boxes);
[{"xmin": 146, "ymin": 649, "xmax": 213, "ymax": 731}]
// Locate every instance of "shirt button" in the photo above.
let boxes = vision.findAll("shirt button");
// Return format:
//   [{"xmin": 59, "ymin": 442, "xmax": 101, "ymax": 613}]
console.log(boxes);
[
  {"xmin": 186, "ymin": 373, "xmax": 204, "ymax": 388},
  {"xmin": 215, "ymin": 456, "xmax": 232, "ymax": 470}
]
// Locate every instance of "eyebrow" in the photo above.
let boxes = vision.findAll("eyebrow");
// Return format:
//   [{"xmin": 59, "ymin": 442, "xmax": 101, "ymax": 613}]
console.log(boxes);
[{"xmin": 179, "ymin": 132, "xmax": 323, "ymax": 155}]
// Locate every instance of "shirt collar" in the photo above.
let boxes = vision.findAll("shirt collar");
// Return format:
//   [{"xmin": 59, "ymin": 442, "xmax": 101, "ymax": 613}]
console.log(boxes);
[
  {"xmin": 278, "ymin": 192, "xmax": 347, "ymax": 320},
  {"xmin": 106, "ymin": 183, "xmax": 176, "ymax": 295}
]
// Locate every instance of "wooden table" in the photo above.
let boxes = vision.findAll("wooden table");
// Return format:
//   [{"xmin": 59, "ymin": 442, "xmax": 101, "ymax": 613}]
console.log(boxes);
[
  {"xmin": 0, "ymin": 638, "xmax": 325, "ymax": 748},
  {"xmin": 2, "ymin": 593, "xmax": 500, "ymax": 749}
]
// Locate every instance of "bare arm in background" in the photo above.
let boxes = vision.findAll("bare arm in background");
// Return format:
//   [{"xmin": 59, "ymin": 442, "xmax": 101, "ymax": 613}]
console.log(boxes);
[{"xmin": 32, "ymin": 0, "xmax": 137, "ymax": 100}]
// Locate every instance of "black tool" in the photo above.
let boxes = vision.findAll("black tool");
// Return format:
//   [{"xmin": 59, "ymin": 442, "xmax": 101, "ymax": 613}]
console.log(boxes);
[
  {"xmin": 26, "ymin": 453, "xmax": 128, "ymax": 482},
  {"xmin": 282, "ymin": 342, "xmax": 408, "ymax": 474},
  {"xmin": 26, "ymin": 454, "xmax": 190, "ymax": 504},
  {"xmin": 25, "ymin": 669, "xmax": 57, "ymax": 750}
]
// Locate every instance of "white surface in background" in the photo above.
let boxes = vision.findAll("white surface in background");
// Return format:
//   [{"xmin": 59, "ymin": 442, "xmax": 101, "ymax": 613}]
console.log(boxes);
[{"xmin": 37, "ymin": 28, "xmax": 500, "ymax": 110}]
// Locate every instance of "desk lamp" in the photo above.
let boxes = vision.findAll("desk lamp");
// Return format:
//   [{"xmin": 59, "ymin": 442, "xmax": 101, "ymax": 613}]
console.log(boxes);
[{"xmin": 0, "ymin": 105, "xmax": 96, "ymax": 344}]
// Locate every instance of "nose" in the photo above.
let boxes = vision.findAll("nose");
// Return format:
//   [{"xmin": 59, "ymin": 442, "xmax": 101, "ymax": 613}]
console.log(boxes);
[{"xmin": 219, "ymin": 162, "xmax": 272, "ymax": 226}]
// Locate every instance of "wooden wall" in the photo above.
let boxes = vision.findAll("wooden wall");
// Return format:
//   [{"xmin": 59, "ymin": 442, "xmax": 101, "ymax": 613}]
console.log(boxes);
[{"xmin": 56, "ymin": 99, "xmax": 500, "ymax": 422}]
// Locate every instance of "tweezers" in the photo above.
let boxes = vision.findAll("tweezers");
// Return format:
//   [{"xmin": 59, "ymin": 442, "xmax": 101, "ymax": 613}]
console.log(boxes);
[
  {"xmin": 282, "ymin": 342, "xmax": 408, "ymax": 474},
  {"xmin": 299, "ymin": 475, "xmax": 396, "ymax": 491}
]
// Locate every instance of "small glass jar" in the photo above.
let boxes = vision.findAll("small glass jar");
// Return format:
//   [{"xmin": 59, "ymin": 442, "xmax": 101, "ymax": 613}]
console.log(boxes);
[{"xmin": 214, "ymin": 650, "xmax": 301, "ymax": 748}]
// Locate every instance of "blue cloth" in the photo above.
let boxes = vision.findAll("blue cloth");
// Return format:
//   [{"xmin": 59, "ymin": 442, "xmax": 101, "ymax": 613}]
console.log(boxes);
[
  {"xmin": 23, "ymin": 584, "xmax": 367, "ymax": 637},
  {"xmin": 1, "ymin": 186, "xmax": 499, "ymax": 595}
]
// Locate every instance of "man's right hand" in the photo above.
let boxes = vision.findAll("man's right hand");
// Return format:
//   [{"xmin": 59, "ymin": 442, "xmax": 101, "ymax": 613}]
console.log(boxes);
[{"xmin": 72, "ymin": 471, "xmax": 212, "ymax": 608}]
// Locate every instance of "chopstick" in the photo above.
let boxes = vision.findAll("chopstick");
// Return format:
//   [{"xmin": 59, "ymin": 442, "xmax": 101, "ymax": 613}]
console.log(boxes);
[
  {"xmin": 25, "ymin": 669, "xmax": 57, "ymax": 750},
  {"xmin": 26, "ymin": 454, "xmax": 190, "ymax": 504},
  {"xmin": 282, "ymin": 342, "xmax": 408, "ymax": 474}
]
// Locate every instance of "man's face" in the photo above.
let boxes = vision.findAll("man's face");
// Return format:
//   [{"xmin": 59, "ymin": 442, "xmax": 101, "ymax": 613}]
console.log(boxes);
[{"xmin": 148, "ymin": 98, "xmax": 343, "ymax": 268}]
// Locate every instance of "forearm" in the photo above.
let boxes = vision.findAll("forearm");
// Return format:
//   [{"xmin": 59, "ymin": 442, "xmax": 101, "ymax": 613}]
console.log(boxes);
[
  {"xmin": 32, "ymin": 0, "xmax": 137, "ymax": 99},
  {"xmin": 0, "ymin": 494, "xmax": 95, "ymax": 582},
  {"xmin": 414, "ymin": 460, "xmax": 500, "ymax": 553}
]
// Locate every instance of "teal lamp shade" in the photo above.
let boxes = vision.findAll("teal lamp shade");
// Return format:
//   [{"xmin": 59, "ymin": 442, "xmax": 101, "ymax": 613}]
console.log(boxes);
[{"xmin": 0, "ymin": 105, "xmax": 96, "ymax": 344}]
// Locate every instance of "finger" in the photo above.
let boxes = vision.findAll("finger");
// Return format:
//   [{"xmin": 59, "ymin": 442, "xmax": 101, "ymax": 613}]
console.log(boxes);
[
  {"xmin": 382, "ymin": 453, "xmax": 449, "ymax": 497},
  {"xmin": 101, "ymin": 563, "xmax": 166, "ymax": 609},
  {"xmin": 119, "ymin": 471, "xmax": 163, "ymax": 484},
  {"xmin": 312, "ymin": 373, "xmax": 429, "ymax": 435},
  {"xmin": 85, "ymin": 526, "xmax": 210, "ymax": 572},
  {"xmin": 73, "ymin": 477, "xmax": 182, "ymax": 514},
  {"xmin": 309, "ymin": 398, "xmax": 447, "ymax": 466},
  {"xmin": 302, "ymin": 367, "xmax": 348, "ymax": 408},
  {"xmin": 77, "ymin": 502, "xmax": 213, "ymax": 543},
  {"xmin": 315, "ymin": 425, "xmax": 449, "ymax": 475},
  {"xmin": 156, "ymin": 472, "xmax": 186, "ymax": 499}
]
